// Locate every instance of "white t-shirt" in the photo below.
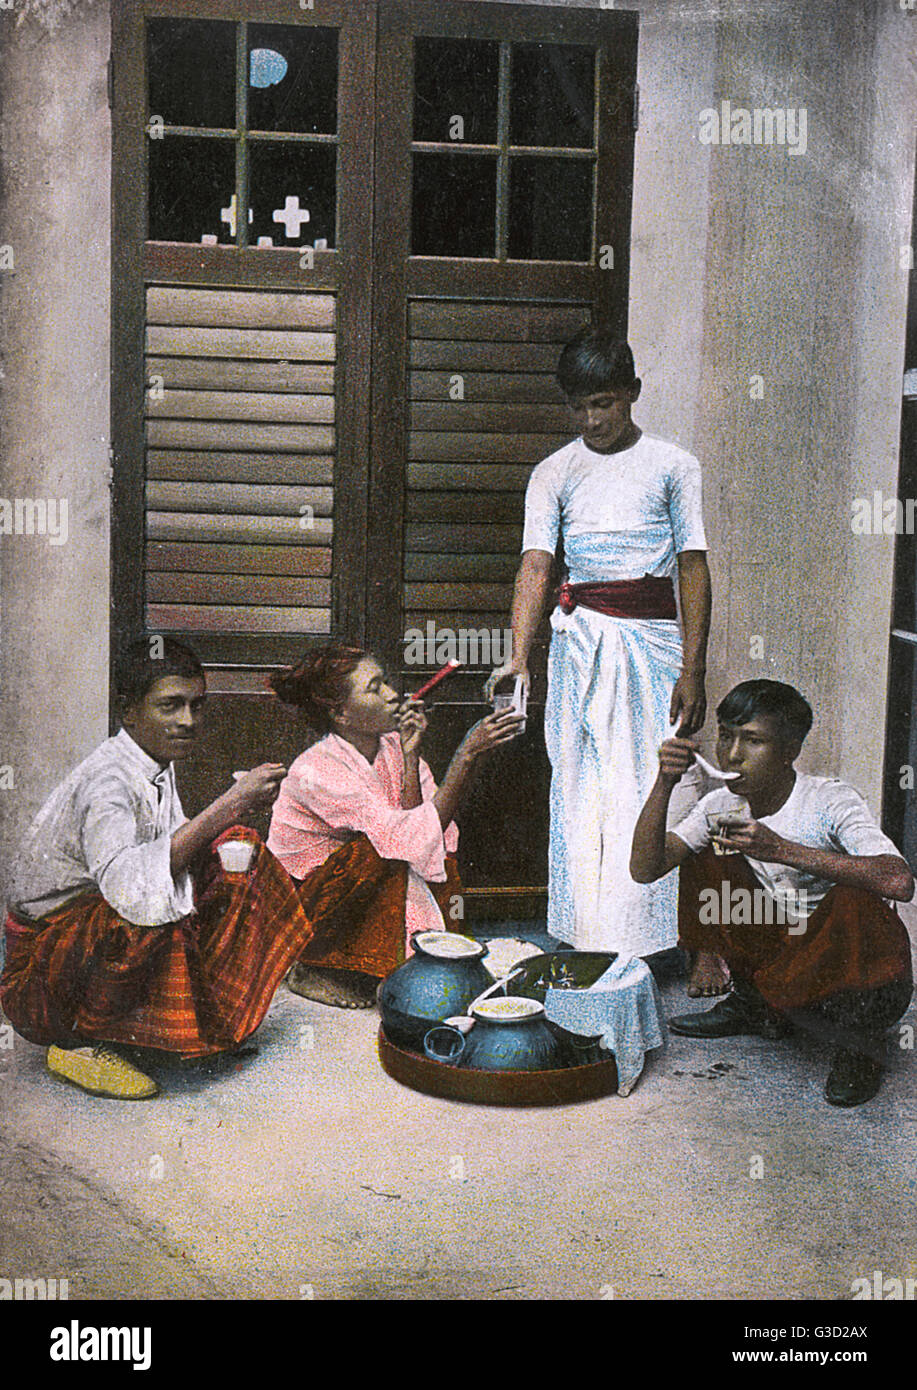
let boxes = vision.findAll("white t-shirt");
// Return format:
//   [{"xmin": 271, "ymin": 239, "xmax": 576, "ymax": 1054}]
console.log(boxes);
[
  {"xmin": 521, "ymin": 432, "xmax": 707, "ymax": 578},
  {"xmin": 672, "ymin": 773, "xmax": 902, "ymax": 918}
]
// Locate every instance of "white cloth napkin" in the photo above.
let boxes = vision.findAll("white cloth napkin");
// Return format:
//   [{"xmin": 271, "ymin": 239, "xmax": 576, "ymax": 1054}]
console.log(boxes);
[{"xmin": 545, "ymin": 956, "xmax": 667, "ymax": 1096}]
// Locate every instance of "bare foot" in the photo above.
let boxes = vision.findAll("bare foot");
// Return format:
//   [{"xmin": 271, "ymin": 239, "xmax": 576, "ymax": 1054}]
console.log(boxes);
[
  {"xmin": 686, "ymin": 950, "xmax": 731, "ymax": 997},
  {"xmin": 287, "ymin": 964, "xmax": 378, "ymax": 1009}
]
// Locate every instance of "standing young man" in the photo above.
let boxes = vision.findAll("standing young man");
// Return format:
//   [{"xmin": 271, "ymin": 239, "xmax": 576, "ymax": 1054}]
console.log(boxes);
[
  {"xmin": 630, "ymin": 680, "xmax": 914, "ymax": 1106},
  {"xmin": 487, "ymin": 328, "xmax": 711, "ymax": 964}
]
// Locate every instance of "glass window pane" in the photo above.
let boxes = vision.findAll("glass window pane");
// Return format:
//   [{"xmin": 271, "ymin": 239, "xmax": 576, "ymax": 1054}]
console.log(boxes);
[
  {"xmin": 249, "ymin": 144, "xmax": 337, "ymax": 249},
  {"xmin": 248, "ymin": 24, "xmax": 338, "ymax": 134},
  {"xmin": 147, "ymin": 19, "xmax": 236, "ymax": 130},
  {"xmin": 507, "ymin": 157, "xmax": 593, "ymax": 262},
  {"xmin": 412, "ymin": 154, "xmax": 497, "ymax": 258},
  {"xmin": 509, "ymin": 43, "xmax": 595, "ymax": 149},
  {"xmin": 414, "ymin": 38, "xmax": 499, "ymax": 144},
  {"xmin": 148, "ymin": 137, "xmax": 236, "ymax": 243}
]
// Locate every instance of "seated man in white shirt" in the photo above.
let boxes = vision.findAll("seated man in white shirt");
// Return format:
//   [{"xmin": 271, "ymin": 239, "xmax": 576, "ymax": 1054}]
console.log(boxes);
[
  {"xmin": 630, "ymin": 680, "xmax": 914, "ymax": 1107},
  {"xmin": 0, "ymin": 637, "xmax": 333, "ymax": 1100}
]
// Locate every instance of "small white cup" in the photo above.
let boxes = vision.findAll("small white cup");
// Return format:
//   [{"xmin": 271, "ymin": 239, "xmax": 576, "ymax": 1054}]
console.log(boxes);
[
  {"xmin": 492, "ymin": 675, "xmax": 527, "ymax": 734},
  {"xmin": 218, "ymin": 839, "xmax": 255, "ymax": 873}
]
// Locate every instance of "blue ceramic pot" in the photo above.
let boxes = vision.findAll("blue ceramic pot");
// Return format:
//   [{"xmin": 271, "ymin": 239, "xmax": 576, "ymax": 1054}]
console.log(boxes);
[
  {"xmin": 461, "ymin": 997, "xmax": 567, "ymax": 1072},
  {"xmin": 377, "ymin": 932, "xmax": 492, "ymax": 1051}
]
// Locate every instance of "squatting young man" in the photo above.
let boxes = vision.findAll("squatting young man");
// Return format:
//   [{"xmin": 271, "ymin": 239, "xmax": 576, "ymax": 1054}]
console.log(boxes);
[
  {"xmin": 1, "ymin": 638, "xmax": 319, "ymax": 1099},
  {"xmin": 630, "ymin": 679, "xmax": 914, "ymax": 1107}
]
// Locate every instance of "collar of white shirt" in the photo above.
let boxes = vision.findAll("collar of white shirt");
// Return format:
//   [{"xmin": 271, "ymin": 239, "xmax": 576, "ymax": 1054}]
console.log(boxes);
[{"xmin": 114, "ymin": 727, "xmax": 172, "ymax": 790}]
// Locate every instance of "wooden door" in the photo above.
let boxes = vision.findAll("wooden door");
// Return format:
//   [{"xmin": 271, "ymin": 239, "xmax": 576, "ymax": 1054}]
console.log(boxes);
[
  {"xmin": 367, "ymin": 0, "xmax": 638, "ymax": 913},
  {"xmin": 111, "ymin": 0, "xmax": 378, "ymax": 823}
]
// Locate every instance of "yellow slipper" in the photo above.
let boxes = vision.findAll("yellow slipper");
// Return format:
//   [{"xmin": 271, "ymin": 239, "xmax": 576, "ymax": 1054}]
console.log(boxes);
[{"xmin": 46, "ymin": 1044, "xmax": 159, "ymax": 1099}]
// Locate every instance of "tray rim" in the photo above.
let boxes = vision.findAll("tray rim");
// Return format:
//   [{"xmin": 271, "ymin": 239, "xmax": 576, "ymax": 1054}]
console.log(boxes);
[{"xmin": 377, "ymin": 1026, "xmax": 619, "ymax": 1107}]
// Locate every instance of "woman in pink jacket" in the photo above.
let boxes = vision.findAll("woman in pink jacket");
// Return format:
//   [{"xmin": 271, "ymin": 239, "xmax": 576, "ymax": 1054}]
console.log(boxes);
[{"xmin": 268, "ymin": 642, "xmax": 521, "ymax": 1008}]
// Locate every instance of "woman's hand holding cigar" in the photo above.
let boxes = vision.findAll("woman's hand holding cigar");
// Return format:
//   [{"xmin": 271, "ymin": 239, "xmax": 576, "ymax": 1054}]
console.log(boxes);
[{"xmin": 396, "ymin": 699, "xmax": 428, "ymax": 759}]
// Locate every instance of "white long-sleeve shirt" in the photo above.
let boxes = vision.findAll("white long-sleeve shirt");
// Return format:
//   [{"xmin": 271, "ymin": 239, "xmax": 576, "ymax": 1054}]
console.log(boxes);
[{"xmin": 10, "ymin": 728, "xmax": 195, "ymax": 926}]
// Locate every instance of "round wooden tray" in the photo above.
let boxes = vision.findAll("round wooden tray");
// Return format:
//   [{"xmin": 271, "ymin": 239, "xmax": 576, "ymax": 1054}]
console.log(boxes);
[{"xmin": 377, "ymin": 1026, "xmax": 619, "ymax": 1107}]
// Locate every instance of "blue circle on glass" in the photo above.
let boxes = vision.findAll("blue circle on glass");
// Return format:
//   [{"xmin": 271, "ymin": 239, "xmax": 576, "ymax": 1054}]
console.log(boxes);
[{"xmin": 250, "ymin": 49, "xmax": 289, "ymax": 90}]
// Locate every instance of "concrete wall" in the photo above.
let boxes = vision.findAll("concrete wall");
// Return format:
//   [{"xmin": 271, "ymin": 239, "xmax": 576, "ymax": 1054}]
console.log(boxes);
[
  {"xmin": 841, "ymin": 6, "xmax": 916, "ymax": 796},
  {"xmin": 0, "ymin": 0, "xmax": 112, "ymax": 894},
  {"xmin": 688, "ymin": 0, "xmax": 916, "ymax": 800},
  {"xmin": 498, "ymin": 0, "xmax": 917, "ymax": 804},
  {"xmin": 0, "ymin": 0, "xmax": 914, "ymax": 903}
]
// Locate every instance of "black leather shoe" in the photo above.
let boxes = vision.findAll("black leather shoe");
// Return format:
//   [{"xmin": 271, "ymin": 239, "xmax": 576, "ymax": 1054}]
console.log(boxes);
[
  {"xmin": 824, "ymin": 1049, "xmax": 884, "ymax": 1107},
  {"xmin": 666, "ymin": 995, "xmax": 789, "ymax": 1039},
  {"xmin": 669, "ymin": 992, "xmax": 770, "ymax": 1038}
]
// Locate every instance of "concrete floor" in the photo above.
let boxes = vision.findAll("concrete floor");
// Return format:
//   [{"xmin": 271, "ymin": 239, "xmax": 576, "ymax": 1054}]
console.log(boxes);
[{"xmin": 3, "ymin": 916, "xmax": 917, "ymax": 1301}]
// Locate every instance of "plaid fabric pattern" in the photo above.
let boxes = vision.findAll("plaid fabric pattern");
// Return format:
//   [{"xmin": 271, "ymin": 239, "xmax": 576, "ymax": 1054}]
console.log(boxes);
[
  {"xmin": 2, "ymin": 829, "xmax": 318, "ymax": 1056},
  {"xmin": 2, "ymin": 830, "xmax": 464, "ymax": 1055},
  {"xmin": 295, "ymin": 837, "xmax": 462, "ymax": 977}
]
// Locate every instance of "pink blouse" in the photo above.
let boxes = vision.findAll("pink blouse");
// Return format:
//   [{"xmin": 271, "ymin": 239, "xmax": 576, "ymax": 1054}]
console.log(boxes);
[{"xmin": 267, "ymin": 732, "xmax": 459, "ymax": 944}]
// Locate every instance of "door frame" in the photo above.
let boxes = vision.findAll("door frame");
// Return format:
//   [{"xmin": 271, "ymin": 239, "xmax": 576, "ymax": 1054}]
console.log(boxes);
[
  {"xmin": 882, "ymin": 137, "xmax": 917, "ymax": 856},
  {"xmin": 110, "ymin": 0, "xmax": 378, "ymax": 705}
]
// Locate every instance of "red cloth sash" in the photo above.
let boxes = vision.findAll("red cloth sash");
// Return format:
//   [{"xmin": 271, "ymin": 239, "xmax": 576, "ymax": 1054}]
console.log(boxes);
[
  {"xmin": 678, "ymin": 848, "xmax": 913, "ymax": 1011},
  {"xmin": 556, "ymin": 574, "xmax": 677, "ymax": 620}
]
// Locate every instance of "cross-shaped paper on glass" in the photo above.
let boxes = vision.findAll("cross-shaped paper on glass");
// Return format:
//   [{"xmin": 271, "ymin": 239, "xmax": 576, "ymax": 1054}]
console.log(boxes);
[
  {"xmin": 273, "ymin": 196, "xmax": 311, "ymax": 239},
  {"xmin": 220, "ymin": 195, "xmax": 254, "ymax": 239}
]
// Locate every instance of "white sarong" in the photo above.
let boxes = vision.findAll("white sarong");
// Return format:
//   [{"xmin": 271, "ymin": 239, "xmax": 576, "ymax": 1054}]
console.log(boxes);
[{"xmin": 545, "ymin": 601, "xmax": 698, "ymax": 955}]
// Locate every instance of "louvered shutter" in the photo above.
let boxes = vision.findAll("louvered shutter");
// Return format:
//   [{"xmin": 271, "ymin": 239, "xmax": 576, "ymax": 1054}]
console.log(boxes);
[
  {"xmin": 144, "ymin": 286, "xmax": 335, "ymax": 638},
  {"xmin": 404, "ymin": 300, "xmax": 586, "ymax": 638},
  {"xmin": 369, "ymin": 0, "xmax": 638, "ymax": 684}
]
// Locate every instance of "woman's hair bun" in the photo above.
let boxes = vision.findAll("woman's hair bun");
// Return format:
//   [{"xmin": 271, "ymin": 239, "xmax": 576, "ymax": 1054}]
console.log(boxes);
[{"xmin": 270, "ymin": 642, "xmax": 368, "ymax": 734}]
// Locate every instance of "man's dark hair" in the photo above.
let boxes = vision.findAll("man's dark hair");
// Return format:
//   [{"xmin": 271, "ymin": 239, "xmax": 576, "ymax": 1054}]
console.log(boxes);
[
  {"xmin": 557, "ymin": 327, "xmax": 638, "ymax": 399},
  {"xmin": 115, "ymin": 636, "xmax": 205, "ymax": 711},
  {"xmin": 717, "ymin": 679, "xmax": 813, "ymax": 748}
]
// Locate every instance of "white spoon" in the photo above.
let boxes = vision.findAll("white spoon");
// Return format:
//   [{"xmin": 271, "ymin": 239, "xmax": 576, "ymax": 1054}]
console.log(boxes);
[
  {"xmin": 466, "ymin": 966, "xmax": 526, "ymax": 1016},
  {"xmin": 692, "ymin": 750, "xmax": 741, "ymax": 782},
  {"xmin": 442, "ymin": 966, "xmax": 529, "ymax": 1034},
  {"xmin": 667, "ymin": 722, "xmax": 740, "ymax": 780}
]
